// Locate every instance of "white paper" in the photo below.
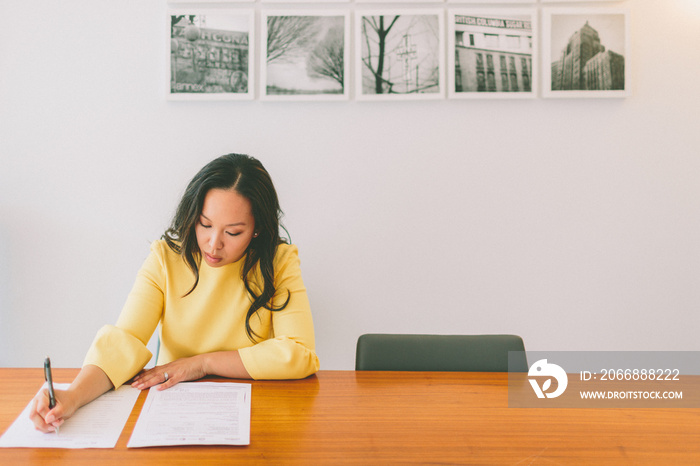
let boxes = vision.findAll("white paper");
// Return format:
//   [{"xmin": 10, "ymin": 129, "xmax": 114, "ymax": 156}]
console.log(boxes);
[
  {"xmin": 0, "ymin": 383, "xmax": 140, "ymax": 449},
  {"xmin": 127, "ymin": 382, "xmax": 251, "ymax": 448}
]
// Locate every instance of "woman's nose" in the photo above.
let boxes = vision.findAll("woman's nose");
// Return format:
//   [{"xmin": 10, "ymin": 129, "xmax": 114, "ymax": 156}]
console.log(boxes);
[{"xmin": 209, "ymin": 232, "xmax": 223, "ymax": 250}]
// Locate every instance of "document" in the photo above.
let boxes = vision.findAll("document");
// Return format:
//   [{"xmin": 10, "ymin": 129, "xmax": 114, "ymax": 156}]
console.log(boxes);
[
  {"xmin": 0, "ymin": 383, "xmax": 140, "ymax": 449},
  {"xmin": 127, "ymin": 382, "xmax": 251, "ymax": 448}
]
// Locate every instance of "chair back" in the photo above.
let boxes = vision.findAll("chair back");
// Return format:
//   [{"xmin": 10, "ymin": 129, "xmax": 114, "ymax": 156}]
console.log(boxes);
[{"xmin": 355, "ymin": 334, "xmax": 527, "ymax": 372}]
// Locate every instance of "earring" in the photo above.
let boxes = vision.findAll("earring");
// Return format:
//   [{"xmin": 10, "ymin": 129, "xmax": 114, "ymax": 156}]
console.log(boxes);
[{"xmin": 253, "ymin": 232, "xmax": 259, "ymax": 238}]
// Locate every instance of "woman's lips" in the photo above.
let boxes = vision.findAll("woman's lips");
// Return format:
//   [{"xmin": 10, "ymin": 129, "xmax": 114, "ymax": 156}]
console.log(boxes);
[{"xmin": 205, "ymin": 253, "xmax": 222, "ymax": 264}]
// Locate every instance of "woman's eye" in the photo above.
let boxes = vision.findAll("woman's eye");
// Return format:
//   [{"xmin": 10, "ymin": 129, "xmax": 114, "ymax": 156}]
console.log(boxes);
[
  {"xmin": 199, "ymin": 221, "xmax": 211, "ymax": 228},
  {"xmin": 226, "ymin": 232, "xmax": 242, "ymax": 237}
]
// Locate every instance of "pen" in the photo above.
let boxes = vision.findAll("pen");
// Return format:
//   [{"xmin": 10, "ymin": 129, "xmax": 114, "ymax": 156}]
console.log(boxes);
[{"xmin": 43, "ymin": 356, "xmax": 59, "ymax": 434}]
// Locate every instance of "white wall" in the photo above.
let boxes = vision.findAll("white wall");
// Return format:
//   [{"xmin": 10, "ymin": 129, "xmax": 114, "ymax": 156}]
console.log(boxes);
[{"xmin": 1, "ymin": 0, "xmax": 699, "ymax": 370}]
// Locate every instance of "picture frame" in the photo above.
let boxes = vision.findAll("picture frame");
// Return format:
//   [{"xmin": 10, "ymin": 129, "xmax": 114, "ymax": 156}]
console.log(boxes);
[
  {"xmin": 262, "ymin": 0, "xmax": 348, "ymax": 3},
  {"xmin": 448, "ymin": 9, "xmax": 537, "ymax": 99},
  {"xmin": 357, "ymin": 0, "xmax": 443, "ymax": 4},
  {"xmin": 542, "ymin": 0, "xmax": 623, "ymax": 3},
  {"xmin": 447, "ymin": 0, "xmax": 534, "ymax": 4},
  {"xmin": 168, "ymin": 9, "xmax": 254, "ymax": 100},
  {"xmin": 261, "ymin": 11, "xmax": 350, "ymax": 101},
  {"xmin": 543, "ymin": 7, "xmax": 631, "ymax": 98},
  {"xmin": 356, "ymin": 10, "xmax": 445, "ymax": 101},
  {"xmin": 168, "ymin": 0, "xmax": 254, "ymax": 3}
]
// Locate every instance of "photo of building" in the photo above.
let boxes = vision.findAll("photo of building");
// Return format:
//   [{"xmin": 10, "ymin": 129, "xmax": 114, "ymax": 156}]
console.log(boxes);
[
  {"xmin": 170, "ymin": 14, "xmax": 251, "ymax": 96},
  {"xmin": 549, "ymin": 14, "xmax": 626, "ymax": 92},
  {"xmin": 452, "ymin": 13, "xmax": 533, "ymax": 94}
]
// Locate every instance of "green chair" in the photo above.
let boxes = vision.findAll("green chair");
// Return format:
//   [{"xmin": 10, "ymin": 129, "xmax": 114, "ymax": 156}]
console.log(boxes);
[{"xmin": 355, "ymin": 334, "xmax": 527, "ymax": 372}]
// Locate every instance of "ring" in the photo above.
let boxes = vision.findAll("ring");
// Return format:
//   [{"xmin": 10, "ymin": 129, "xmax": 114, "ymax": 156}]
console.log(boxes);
[{"xmin": 164, "ymin": 372, "xmax": 169, "ymax": 382}]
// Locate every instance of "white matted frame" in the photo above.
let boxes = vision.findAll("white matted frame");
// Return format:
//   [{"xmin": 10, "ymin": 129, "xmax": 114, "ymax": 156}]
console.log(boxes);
[
  {"xmin": 357, "ymin": 0, "xmax": 443, "ymax": 4},
  {"xmin": 542, "ymin": 0, "xmax": 623, "ymax": 3},
  {"xmin": 356, "ymin": 10, "xmax": 445, "ymax": 101},
  {"xmin": 168, "ymin": 8, "xmax": 254, "ymax": 100},
  {"xmin": 168, "ymin": 0, "xmax": 254, "ymax": 3},
  {"xmin": 261, "ymin": 11, "xmax": 350, "ymax": 101},
  {"xmin": 262, "ymin": 0, "xmax": 348, "ymax": 3},
  {"xmin": 543, "ymin": 7, "xmax": 630, "ymax": 98},
  {"xmin": 448, "ymin": 8, "xmax": 537, "ymax": 99},
  {"xmin": 448, "ymin": 0, "xmax": 534, "ymax": 4}
]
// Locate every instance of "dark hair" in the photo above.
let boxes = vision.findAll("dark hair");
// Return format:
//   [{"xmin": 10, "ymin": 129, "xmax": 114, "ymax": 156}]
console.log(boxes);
[{"xmin": 163, "ymin": 153, "xmax": 290, "ymax": 341}]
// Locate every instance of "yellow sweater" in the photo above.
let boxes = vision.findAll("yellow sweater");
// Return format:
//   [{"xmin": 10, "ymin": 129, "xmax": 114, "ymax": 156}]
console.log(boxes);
[{"xmin": 84, "ymin": 240, "xmax": 319, "ymax": 387}]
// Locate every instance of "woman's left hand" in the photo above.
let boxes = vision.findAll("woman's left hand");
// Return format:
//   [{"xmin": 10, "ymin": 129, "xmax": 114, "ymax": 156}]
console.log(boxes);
[{"xmin": 131, "ymin": 355, "xmax": 207, "ymax": 391}]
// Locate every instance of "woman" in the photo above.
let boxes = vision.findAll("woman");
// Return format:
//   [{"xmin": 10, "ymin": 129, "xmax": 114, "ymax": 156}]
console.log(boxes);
[{"xmin": 30, "ymin": 154, "xmax": 319, "ymax": 432}]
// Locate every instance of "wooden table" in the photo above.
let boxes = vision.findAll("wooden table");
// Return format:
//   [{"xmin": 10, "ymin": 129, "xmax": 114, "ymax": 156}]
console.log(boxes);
[{"xmin": 1, "ymin": 369, "xmax": 699, "ymax": 464}]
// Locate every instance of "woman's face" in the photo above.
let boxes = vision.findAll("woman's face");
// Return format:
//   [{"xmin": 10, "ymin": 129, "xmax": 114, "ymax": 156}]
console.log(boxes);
[{"xmin": 196, "ymin": 188, "xmax": 256, "ymax": 267}]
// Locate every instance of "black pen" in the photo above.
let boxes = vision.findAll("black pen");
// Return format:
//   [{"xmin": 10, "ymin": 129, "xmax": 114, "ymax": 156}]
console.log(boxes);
[{"xmin": 43, "ymin": 356, "xmax": 59, "ymax": 434}]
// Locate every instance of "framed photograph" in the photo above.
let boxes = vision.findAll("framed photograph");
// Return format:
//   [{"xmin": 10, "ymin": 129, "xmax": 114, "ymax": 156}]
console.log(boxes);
[
  {"xmin": 262, "ymin": 0, "xmax": 348, "ymax": 3},
  {"xmin": 448, "ymin": 0, "xmax": 534, "ymax": 3},
  {"xmin": 356, "ymin": 10, "xmax": 445, "ymax": 101},
  {"xmin": 168, "ymin": 9, "xmax": 254, "ymax": 100},
  {"xmin": 357, "ymin": 0, "xmax": 442, "ymax": 4},
  {"xmin": 448, "ymin": 9, "xmax": 537, "ymax": 99},
  {"xmin": 168, "ymin": 0, "xmax": 253, "ymax": 3},
  {"xmin": 543, "ymin": 7, "xmax": 630, "ymax": 98},
  {"xmin": 261, "ymin": 12, "xmax": 350, "ymax": 101},
  {"xmin": 542, "ymin": 0, "xmax": 622, "ymax": 3}
]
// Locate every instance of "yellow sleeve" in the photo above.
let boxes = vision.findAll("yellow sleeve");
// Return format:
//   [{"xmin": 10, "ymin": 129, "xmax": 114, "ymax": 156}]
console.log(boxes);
[
  {"xmin": 238, "ymin": 245, "xmax": 320, "ymax": 380},
  {"xmin": 83, "ymin": 243, "xmax": 165, "ymax": 388}
]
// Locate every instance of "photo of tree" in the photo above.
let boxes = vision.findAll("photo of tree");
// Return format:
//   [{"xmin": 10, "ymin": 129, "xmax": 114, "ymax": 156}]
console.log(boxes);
[
  {"xmin": 169, "ymin": 10, "xmax": 253, "ymax": 100},
  {"xmin": 263, "ymin": 13, "xmax": 349, "ymax": 100},
  {"xmin": 357, "ymin": 11, "xmax": 444, "ymax": 100}
]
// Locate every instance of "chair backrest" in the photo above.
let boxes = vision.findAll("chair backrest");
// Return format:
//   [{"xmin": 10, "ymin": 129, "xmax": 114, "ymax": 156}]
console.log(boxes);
[{"xmin": 355, "ymin": 334, "xmax": 527, "ymax": 372}]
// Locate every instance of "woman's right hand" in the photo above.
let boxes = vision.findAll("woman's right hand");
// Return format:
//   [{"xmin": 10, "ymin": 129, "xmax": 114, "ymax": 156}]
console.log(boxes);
[
  {"xmin": 28, "ymin": 365, "xmax": 114, "ymax": 433},
  {"xmin": 29, "ymin": 388, "xmax": 76, "ymax": 433}
]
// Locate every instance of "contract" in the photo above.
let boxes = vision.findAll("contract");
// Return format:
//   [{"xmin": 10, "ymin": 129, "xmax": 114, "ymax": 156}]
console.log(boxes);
[
  {"xmin": 127, "ymin": 382, "xmax": 251, "ymax": 447},
  {"xmin": 0, "ymin": 383, "xmax": 140, "ymax": 449}
]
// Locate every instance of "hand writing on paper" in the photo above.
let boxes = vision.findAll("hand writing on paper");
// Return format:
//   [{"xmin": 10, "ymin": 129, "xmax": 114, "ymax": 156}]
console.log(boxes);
[
  {"xmin": 131, "ymin": 355, "xmax": 207, "ymax": 391},
  {"xmin": 29, "ymin": 388, "xmax": 74, "ymax": 433}
]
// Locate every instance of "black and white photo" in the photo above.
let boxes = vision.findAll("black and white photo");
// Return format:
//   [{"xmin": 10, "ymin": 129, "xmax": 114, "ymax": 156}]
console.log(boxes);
[
  {"xmin": 356, "ymin": 11, "xmax": 445, "ymax": 100},
  {"xmin": 448, "ymin": 9, "xmax": 537, "ymax": 99},
  {"xmin": 543, "ymin": 7, "xmax": 630, "ymax": 98},
  {"xmin": 169, "ymin": 0, "xmax": 253, "ymax": 3},
  {"xmin": 262, "ymin": 0, "xmax": 347, "ymax": 3},
  {"xmin": 449, "ymin": 0, "xmax": 533, "ymax": 3},
  {"xmin": 169, "ymin": 10, "xmax": 254, "ymax": 100},
  {"xmin": 262, "ymin": 12, "xmax": 349, "ymax": 100},
  {"xmin": 357, "ymin": 0, "xmax": 442, "ymax": 3},
  {"xmin": 542, "ymin": 0, "xmax": 621, "ymax": 3}
]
